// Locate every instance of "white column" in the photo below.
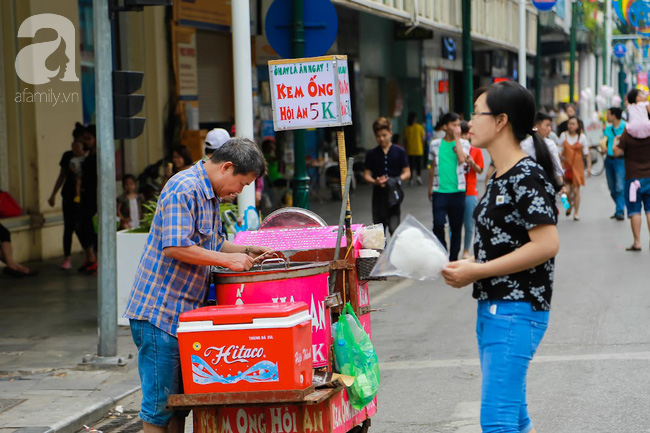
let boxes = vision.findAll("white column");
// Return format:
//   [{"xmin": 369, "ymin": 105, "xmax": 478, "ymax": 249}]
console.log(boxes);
[
  {"xmin": 518, "ymin": 0, "xmax": 526, "ymax": 86},
  {"xmin": 605, "ymin": 0, "xmax": 612, "ymax": 87},
  {"xmin": 232, "ymin": 0, "xmax": 256, "ymax": 221}
]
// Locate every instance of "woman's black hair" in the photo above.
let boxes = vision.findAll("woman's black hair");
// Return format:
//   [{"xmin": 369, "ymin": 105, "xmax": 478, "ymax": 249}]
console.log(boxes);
[
  {"xmin": 627, "ymin": 88, "xmax": 640, "ymax": 105},
  {"xmin": 566, "ymin": 116, "xmax": 583, "ymax": 136},
  {"xmin": 407, "ymin": 112, "xmax": 417, "ymax": 125},
  {"xmin": 475, "ymin": 81, "xmax": 560, "ymax": 192},
  {"xmin": 171, "ymin": 145, "xmax": 193, "ymax": 169},
  {"xmin": 72, "ymin": 122, "xmax": 85, "ymax": 139}
]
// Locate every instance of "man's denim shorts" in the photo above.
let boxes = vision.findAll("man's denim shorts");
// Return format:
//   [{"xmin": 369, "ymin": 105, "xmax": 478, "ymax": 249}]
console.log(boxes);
[
  {"xmin": 130, "ymin": 319, "xmax": 187, "ymax": 426},
  {"xmin": 625, "ymin": 178, "xmax": 650, "ymax": 217}
]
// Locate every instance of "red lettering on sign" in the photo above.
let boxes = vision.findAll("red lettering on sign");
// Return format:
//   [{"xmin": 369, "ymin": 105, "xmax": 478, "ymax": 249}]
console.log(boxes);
[{"xmin": 277, "ymin": 84, "xmax": 287, "ymax": 99}]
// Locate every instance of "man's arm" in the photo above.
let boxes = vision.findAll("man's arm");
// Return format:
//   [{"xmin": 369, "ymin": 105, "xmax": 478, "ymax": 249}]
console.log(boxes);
[{"xmin": 163, "ymin": 244, "xmax": 254, "ymax": 271}]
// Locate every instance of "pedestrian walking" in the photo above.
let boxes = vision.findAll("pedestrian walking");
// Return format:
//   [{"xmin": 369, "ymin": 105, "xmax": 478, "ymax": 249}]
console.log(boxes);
[
  {"xmin": 559, "ymin": 117, "xmax": 591, "ymax": 221},
  {"xmin": 403, "ymin": 112, "xmax": 426, "ymax": 185},
  {"xmin": 613, "ymin": 129, "xmax": 650, "ymax": 251},
  {"xmin": 77, "ymin": 125, "xmax": 99, "ymax": 274},
  {"xmin": 427, "ymin": 112, "xmax": 469, "ymax": 261},
  {"xmin": 363, "ymin": 117, "xmax": 411, "ymax": 235},
  {"xmin": 123, "ymin": 138, "xmax": 272, "ymax": 433},
  {"xmin": 556, "ymin": 104, "xmax": 576, "ymax": 136},
  {"xmin": 460, "ymin": 121, "xmax": 484, "ymax": 259},
  {"xmin": 442, "ymin": 81, "xmax": 560, "ymax": 433},
  {"xmin": 603, "ymin": 107, "xmax": 627, "ymax": 220},
  {"xmin": 47, "ymin": 124, "xmax": 96, "ymax": 270},
  {"xmin": 521, "ymin": 112, "xmax": 564, "ymax": 186}
]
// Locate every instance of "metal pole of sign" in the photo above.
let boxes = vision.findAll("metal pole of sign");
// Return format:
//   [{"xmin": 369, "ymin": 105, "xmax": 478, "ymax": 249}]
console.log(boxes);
[
  {"xmin": 518, "ymin": 0, "xmax": 526, "ymax": 87},
  {"xmin": 292, "ymin": 0, "xmax": 310, "ymax": 209},
  {"xmin": 93, "ymin": 0, "xmax": 118, "ymax": 358}
]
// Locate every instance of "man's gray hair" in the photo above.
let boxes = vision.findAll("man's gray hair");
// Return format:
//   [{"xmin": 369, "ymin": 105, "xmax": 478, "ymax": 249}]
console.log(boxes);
[{"xmin": 210, "ymin": 137, "xmax": 267, "ymax": 178}]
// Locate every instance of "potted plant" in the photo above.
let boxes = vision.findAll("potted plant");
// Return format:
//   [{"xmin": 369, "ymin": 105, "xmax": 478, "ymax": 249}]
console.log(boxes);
[{"xmin": 116, "ymin": 199, "xmax": 156, "ymax": 326}]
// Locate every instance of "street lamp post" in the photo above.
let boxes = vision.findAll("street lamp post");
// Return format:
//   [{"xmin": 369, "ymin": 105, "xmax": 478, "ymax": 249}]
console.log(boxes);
[
  {"xmin": 569, "ymin": 0, "xmax": 578, "ymax": 103},
  {"xmin": 461, "ymin": 0, "xmax": 473, "ymax": 119},
  {"xmin": 605, "ymin": 0, "xmax": 612, "ymax": 87},
  {"xmin": 518, "ymin": 0, "xmax": 527, "ymax": 87}
]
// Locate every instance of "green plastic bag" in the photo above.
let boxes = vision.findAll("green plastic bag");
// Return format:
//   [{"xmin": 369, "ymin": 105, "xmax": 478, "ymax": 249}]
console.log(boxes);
[{"xmin": 333, "ymin": 303, "xmax": 380, "ymax": 409}]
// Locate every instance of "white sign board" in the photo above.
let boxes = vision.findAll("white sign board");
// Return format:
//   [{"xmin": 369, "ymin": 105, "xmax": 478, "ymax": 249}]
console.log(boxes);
[{"xmin": 268, "ymin": 55, "xmax": 352, "ymax": 131}]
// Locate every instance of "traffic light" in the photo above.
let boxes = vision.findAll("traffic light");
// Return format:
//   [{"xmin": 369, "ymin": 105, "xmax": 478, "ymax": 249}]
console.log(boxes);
[{"xmin": 113, "ymin": 70, "xmax": 145, "ymax": 140}]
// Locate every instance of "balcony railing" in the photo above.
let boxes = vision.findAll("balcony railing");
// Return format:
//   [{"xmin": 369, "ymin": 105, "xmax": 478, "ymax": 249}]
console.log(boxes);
[{"xmin": 333, "ymin": 0, "xmax": 538, "ymax": 54}]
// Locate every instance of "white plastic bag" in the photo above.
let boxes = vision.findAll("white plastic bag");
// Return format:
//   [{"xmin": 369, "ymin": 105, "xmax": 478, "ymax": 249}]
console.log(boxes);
[
  {"xmin": 359, "ymin": 224, "xmax": 385, "ymax": 250},
  {"xmin": 369, "ymin": 214, "xmax": 448, "ymax": 281}
]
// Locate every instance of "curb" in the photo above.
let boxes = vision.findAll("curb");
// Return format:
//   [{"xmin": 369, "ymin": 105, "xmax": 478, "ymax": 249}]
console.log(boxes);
[{"xmin": 50, "ymin": 385, "xmax": 141, "ymax": 433}]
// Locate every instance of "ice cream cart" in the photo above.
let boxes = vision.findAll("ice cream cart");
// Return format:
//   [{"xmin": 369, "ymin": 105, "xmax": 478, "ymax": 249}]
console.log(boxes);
[{"xmin": 168, "ymin": 208, "xmax": 378, "ymax": 433}]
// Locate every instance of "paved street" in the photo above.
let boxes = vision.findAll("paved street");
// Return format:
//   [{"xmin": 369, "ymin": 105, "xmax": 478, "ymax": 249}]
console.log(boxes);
[{"xmin": 3, "ymin": 174, "xmax": 650, "ymax": 433}]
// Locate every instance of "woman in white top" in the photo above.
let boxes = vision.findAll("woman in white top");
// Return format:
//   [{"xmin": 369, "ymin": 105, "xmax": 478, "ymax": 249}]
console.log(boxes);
[{"xmin": 558, "ymin": 117, "xmax": 591, "ymax": 221}]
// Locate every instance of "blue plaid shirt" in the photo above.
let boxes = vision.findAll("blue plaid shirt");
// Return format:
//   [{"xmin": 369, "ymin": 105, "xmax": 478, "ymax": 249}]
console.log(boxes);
[{"xmin": 123, "ymin": 162, "xmax": 223, "ymax": 336}]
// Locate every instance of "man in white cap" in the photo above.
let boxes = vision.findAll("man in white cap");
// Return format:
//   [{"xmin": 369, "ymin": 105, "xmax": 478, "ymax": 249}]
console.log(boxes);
[{"xmin": 204, "ymin": 128, "xmax": 230, "ymax": 160}]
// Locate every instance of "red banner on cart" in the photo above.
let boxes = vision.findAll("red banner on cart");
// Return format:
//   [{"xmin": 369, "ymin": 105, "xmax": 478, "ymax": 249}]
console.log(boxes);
[{"xmin": 193, "ymin": 389, "xmax": 377, "ymax": 433}]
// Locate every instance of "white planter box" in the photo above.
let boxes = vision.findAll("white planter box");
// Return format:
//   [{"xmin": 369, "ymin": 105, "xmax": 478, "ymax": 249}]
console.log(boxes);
[{"xmin": 116, "ymin": 230, "xmax": 148, "ymax": 326}]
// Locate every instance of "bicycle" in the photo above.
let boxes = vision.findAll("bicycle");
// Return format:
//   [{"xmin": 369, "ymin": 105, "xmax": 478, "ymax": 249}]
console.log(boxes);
[{"xmin": 588, "ymin": 144, "xmax": 605, "ymax": 176}]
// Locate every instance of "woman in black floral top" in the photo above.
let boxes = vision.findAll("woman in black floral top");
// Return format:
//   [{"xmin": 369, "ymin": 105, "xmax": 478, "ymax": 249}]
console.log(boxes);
[{"xmin": 442, "ymin": 81, "xmax": 560, "ymax": 433}]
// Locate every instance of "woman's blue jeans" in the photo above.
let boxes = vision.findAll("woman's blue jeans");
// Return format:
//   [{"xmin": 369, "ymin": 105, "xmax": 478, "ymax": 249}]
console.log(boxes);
[{"xmin": 476, "ymin": 301, "xmax": 549, "ymax": 433}]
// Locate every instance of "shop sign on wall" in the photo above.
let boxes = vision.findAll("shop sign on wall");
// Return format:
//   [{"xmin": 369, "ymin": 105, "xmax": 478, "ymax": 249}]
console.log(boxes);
[{"xmin": 268, "ymin": 55, "xmax": 352, "ymax": 131}]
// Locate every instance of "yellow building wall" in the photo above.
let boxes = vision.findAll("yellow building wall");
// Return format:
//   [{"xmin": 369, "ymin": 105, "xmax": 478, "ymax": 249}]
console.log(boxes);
[{"xmin": 1, "ymin": 1, "xmax": 171, "ymax": 262}]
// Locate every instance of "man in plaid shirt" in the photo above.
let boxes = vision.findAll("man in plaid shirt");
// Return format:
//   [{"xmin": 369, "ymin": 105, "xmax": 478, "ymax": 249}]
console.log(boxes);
[{"xmin": 124, "ymin": 137, "xmax": 271, "ymax": 432}]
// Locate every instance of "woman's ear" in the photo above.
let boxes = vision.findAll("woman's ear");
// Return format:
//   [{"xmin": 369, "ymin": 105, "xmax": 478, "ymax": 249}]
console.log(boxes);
[{"xmin": 494, "ymin": 113, "xmax": 509, "ymax": 134}]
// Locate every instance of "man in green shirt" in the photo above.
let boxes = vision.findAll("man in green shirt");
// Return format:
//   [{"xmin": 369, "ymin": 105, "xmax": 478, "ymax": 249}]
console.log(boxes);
[{"xmin": 427, "ymin": 112, "xmax": 470, "ymax": 260}]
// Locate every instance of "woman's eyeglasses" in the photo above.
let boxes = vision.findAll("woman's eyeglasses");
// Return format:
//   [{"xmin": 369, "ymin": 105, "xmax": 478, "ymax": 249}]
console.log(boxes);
[{"xmin": 470, "ymin": 112, "xmax": 494, "ymax": 120}]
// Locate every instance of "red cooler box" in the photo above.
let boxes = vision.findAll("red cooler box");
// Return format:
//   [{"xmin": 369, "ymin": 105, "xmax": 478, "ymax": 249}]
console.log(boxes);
[{"xmin": 177, "ymin": 302, "xmax": 313, "ymax": 394}]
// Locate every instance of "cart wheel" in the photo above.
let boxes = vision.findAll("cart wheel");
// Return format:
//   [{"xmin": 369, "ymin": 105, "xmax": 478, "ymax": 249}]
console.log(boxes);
[{"xmin": 348, "ymin": 420, "xmax": 370, "ymax": 433}]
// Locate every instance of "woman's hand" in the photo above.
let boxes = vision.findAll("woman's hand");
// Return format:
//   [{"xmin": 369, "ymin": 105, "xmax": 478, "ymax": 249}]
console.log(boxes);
[
  {"xmin": 48, "ymin": 196, "xmax": 55, "ymax": 207},
  {"xmin": 442, "ymin": 259, "xmax": 485, "ymax": 289}
]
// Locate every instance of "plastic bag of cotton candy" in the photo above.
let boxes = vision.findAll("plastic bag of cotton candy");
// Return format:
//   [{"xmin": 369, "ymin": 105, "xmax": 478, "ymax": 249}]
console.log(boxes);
[{"xmin": 369, "ymin": 214, "xmax": 448, "ymax": 281}]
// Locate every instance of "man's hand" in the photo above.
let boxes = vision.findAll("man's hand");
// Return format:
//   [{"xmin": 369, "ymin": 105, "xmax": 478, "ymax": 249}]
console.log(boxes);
[
  {"xmin": 47, "ymin": 196, "xmax": 55, "ymax": 207},
  {"xmin": 442, "ymin": 259, "xmax": 484, "ymax": 289},
  {"xmin": 376, "ymin": 175, "xmax": 388, "ymax": 187},
  {"xmin": 248, "ymin": 245, "xmax": 274, "ymax": 258},
  {"xmin": 226, "ymin": 253, "xmax": 255, "ymax": 272}
]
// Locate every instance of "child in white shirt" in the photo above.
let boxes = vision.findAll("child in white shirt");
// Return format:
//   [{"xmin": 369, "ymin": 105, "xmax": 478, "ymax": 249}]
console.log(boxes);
[{"xmin": 625, "ymin": 88, "xmax": 650, "ymax": 139}]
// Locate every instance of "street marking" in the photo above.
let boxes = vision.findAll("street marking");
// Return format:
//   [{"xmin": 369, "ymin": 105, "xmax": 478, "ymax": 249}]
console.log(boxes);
[
  {"xmin": 380, "ymin": 351, "xmax": 650, "ymax": 371},
  {"xmin": 371, "ymin": 279, "xmax": 414, "ymax": 304}
]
